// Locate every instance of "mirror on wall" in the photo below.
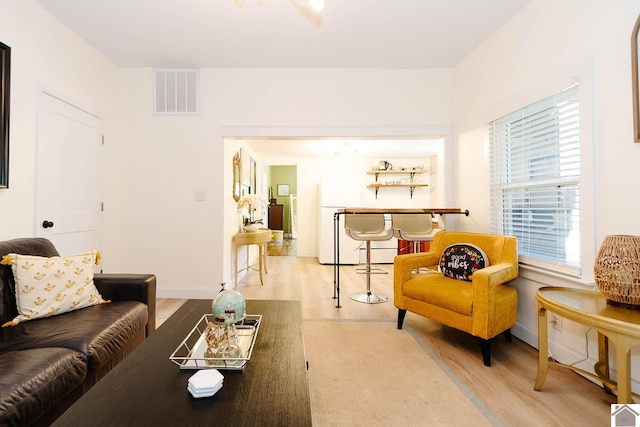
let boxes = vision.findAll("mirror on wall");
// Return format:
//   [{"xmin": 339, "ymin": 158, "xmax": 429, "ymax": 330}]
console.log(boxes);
[
  {"xmin": 250, "ymin": 156, "xmax": 256, "ymax": 194},
  {"xmin": 233, "ymin": 151, "xmax": 241, "ymax": 202}
]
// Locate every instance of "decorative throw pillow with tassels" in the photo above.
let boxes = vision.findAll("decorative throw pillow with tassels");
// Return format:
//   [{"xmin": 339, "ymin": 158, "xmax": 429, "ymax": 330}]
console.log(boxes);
[{"xmin": 0, "ymin": 250, "xmax": 108, "ymax": 327}]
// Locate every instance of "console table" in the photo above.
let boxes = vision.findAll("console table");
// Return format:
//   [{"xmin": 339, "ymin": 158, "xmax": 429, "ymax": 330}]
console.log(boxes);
[
  {"xmin": 233, "ymin": 229, "xmax": 271, "ymax": 288},
  {"xmin": 53, "ymin": 299, "xmax": 312, "ymax": 426},
  {"xmin": 331, "ymin": 207, "xmax": 469, "ymax": 307},
  {"xmin": 534, "ymin": 286, "xmax": 640, "ymax": 403}
]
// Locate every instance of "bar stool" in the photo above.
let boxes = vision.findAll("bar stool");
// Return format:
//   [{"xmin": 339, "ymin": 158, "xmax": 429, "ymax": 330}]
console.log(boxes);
[
  {"xmin": 344, "ymin": 214, "xmax": 394, "ymax": 304},
  {"xmin": 392, "ymin": 213, "xmax": 439, "ymax": 254}
]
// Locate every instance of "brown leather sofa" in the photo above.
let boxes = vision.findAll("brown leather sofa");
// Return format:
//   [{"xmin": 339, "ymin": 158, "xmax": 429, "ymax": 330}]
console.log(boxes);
[{"xmin": 0, "ymin": 238, "xmax": 156, "ymax": 426}]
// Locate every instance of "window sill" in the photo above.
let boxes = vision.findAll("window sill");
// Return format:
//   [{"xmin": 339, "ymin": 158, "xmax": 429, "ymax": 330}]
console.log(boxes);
[{"xmin": 518, "ymin": 263, "xmax": 594, "ymax": 289}]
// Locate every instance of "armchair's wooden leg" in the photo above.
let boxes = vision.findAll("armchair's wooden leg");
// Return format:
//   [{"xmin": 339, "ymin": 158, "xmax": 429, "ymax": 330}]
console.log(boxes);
[
  {"xmin": 481, "ymin": 339, "xmax": 491, "ymax": 366},
  {"xmin": 480, "ymin": 330, "xmax": 510, "ymax": 367},
  {"xmin": 397, "ymin": 309, "xmax": 407, "ymax": 329}
]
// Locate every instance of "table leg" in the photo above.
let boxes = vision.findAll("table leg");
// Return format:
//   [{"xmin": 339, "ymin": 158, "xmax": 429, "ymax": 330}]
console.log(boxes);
[
  {"xmin": 263, "ymin": 242, "xmax": 268, "ymax": 274},
  {"xmin": 534, "ymin": 304, "xmax": 549, "ymax": 391},
  {"xmin": 234, "ymin": 245, "xmax": 238, "ymax": 289},
  {"xmin": 333, "ymin": 211, "xmax": 341, "ymax": 308},
  {"xmin": 614, "ymin": 337, "xmax": 633, "ymax": 403},
  {"xmin": 596, "ymin": 333, "xmax": 612, "ymax": 394},
  {"xmin": 258, "ymin": 243, "xmax": 264, "ymax": 285}
]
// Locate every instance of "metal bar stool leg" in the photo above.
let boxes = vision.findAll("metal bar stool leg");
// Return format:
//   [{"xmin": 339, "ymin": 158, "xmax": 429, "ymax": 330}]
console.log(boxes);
[
  {"xmin": 355, "ymin": 242, "xmax": 388, "ymax": 275},
  {"xmin": 350, "ymin": 240, "xmax": 388, "ymax": 304}
]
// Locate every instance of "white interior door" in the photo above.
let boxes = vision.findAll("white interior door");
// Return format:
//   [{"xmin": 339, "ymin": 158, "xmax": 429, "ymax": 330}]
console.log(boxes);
[{"xmin": 36, "ymin": 92, "xmax": 103, "ymax": 257}]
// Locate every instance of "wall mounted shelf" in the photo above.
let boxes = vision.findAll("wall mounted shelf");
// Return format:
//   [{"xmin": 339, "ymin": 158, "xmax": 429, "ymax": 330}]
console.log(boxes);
[
  {"xmin": 367, "ymin": 169, "xmax": 427, "ymax": 180},
  {"xmin": 367, "ymin": 169, "xmax": 428, "ymax": 199}
]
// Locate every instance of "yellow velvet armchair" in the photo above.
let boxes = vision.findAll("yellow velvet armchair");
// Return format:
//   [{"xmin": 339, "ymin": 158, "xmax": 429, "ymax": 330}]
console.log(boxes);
[{"xmin": 394, "ymin": 231, "xmax": 518, "ymax": 366}]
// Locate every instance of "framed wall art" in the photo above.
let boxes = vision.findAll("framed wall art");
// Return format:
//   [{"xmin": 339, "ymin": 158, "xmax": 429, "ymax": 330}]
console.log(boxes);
[
  {"xmin": 277, "ymin": 184, "xmax": 289, "ymax": 196},
  {"xmin": 0, "ymin": 41, "xmax": 10, "ymax": 188}
]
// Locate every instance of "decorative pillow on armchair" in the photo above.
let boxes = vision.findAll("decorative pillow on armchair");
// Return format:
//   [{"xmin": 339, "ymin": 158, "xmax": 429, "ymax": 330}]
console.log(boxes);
[
  {"xmin": 439, "ymin": 244, "xmax": 490, "ymax": 281},
  {"xmin": 0, "ymin": 250, "xmax": 107, "ymax": 326}
]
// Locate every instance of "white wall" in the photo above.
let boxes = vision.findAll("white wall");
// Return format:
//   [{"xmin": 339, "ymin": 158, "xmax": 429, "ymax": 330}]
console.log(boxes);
[
  {"xmin": 0, "ymin": 1, "xmax": 454, "ymax": 299},
  {"xmin": 113, "ymin": 68, "xmax": 453, "ymax": 298},
  {"xmin": 0, "ymin": 0, "xmax": 118, "ymax": 241},
  {"xmin": 453, "ymin": 0, "xmax": 640, "ymax": 391}
]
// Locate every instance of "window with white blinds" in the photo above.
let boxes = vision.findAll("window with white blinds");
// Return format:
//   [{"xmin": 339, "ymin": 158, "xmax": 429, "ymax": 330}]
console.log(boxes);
[{"xmin": 489, "ymin": 84, "xmax": 581, "ymax": 277}]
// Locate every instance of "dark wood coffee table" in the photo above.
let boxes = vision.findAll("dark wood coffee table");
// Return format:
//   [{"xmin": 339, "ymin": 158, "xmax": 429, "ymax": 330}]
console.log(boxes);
[{"xmin": 53, "ymin": 299, "xmax": 312, "ymax": 426}]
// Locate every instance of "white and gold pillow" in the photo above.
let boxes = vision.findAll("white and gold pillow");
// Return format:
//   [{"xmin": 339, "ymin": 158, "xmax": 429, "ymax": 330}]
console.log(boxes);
[{"xmin": 0, "ymin": 250, "xmax": 107, "ymax": 327}]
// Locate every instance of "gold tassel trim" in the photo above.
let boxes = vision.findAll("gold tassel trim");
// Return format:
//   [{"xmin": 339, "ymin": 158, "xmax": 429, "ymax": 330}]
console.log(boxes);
[
  {"xmin": 0, "ymin": 255, "xmax": 13, "ymax": 265},
  {"xmin": 95, "ymin": 250, "xmax": 101, "ymax": 266},
  {"xmin": 2, "ymin": 321, "xmax": 18, "ymax": 327}
]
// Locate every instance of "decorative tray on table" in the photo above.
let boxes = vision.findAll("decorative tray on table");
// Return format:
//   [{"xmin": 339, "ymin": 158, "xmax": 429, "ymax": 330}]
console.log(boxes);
[{"xmin": 169, "ymin": 314, "xmax": 262, "ymax": 371}]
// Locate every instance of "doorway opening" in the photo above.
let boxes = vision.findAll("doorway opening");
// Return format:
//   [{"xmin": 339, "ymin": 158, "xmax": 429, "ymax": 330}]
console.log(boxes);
[
  {"xmin": 266, "ymin": 165, "xmax": 297, "ymax": 256},
  {"xmin": 222, "ymin": 125, "xmax": 451, "ymax": 266}
]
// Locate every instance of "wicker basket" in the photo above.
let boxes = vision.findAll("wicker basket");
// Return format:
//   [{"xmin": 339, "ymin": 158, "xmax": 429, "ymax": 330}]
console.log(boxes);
[{"xmin": 594, "ymin": 235, "xmax": 640, "ymax": 308}]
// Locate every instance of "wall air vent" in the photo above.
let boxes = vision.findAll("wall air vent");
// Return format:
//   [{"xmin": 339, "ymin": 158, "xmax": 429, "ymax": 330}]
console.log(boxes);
[{"xmin": 154, "ymin": 68, "xmax": 199, "ymax": 114}]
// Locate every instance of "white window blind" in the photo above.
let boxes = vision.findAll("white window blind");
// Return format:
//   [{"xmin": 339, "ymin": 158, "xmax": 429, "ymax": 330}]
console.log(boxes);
[{"xmin": 489, "ymin": 84, "xmax": 581, "ymax": 277}]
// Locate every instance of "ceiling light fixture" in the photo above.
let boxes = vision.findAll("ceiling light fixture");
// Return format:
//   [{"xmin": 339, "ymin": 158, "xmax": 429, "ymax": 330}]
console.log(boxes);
[
  {"xmin": 234, "ymin": 0, "xmax": 324, "ymax": 28},
  {"xmin": 308, "ymin": 0, "xmax": 325, "ymax": 12},
  {"xmin": 333, "ymin": 142, "xmax": 356, "ymax": 156}
]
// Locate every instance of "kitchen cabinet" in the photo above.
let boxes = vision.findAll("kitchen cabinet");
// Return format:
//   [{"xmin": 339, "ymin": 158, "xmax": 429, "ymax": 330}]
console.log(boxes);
[{"xmin": 397, "ymin": 239, "xmax": 430, "ymax": 255}]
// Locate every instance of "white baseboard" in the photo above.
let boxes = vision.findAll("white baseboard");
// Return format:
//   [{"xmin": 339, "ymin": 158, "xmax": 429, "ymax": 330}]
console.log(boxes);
[
  {"xmin": 511, "ymin": 321, "xmax": 537, "ymax": 348},
  {"xmin": 513, "ymin": 322, "xmax": 590, "ymax": 367},
  {"xmin": 513, "ymin": 321, "xmax": 599, "ymax": 380},
  {"xmin": 512, "ymin": 321, "xmax": 640, "ymax": 394}
]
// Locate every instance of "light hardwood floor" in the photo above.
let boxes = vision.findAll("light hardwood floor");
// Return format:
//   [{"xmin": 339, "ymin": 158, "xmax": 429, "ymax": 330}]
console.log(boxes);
[
  {"xmin": 266, "ymin": 237, "xmax": 297, "ymax": 256},
  {"xmin": 156, "ymin": 254, "xmax": 616, "ymax": 426}
]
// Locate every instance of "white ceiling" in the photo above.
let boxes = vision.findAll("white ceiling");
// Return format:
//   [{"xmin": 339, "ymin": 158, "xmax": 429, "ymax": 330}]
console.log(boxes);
[
  {"xmin": 35, "ymin": 0, "xmax": 531, "ymax": 69},
  {"xmin": 34, "ymin": 0, "xmax": 530, "ymax": 159}
]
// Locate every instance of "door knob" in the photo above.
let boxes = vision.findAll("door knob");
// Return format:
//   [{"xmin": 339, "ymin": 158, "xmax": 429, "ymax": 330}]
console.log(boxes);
[{"xmin": 42, "ymin": 220, "xmax": 54, "ymax": 229}]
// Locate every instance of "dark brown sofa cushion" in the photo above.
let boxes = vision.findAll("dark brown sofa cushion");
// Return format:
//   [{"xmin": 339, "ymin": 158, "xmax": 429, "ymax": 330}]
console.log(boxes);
[
  {"xmin": 0, "ymin": 301, "xmax": 147, "ymax": 371},
  {"xmin": 0, "ymin": 348, "xmax": 87, "ymax": 427}
]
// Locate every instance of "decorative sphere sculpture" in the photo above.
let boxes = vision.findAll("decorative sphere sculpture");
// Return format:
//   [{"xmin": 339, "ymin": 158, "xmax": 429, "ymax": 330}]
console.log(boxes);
[{"xmin": 212, "ymin": 290, "xmax": 246, "ymax": 324}]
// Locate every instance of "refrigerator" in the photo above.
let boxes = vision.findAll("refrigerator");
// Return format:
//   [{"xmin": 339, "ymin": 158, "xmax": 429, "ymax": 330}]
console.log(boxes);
[{"xmin": 317, "ymin": 178, "xmax": 361, "ymax": 264}]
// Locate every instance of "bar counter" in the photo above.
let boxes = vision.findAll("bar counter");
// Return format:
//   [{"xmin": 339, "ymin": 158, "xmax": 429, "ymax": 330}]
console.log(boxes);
[{"xmin": 332, "ymin": 207, "xmax": 469, "ymax": 307}]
